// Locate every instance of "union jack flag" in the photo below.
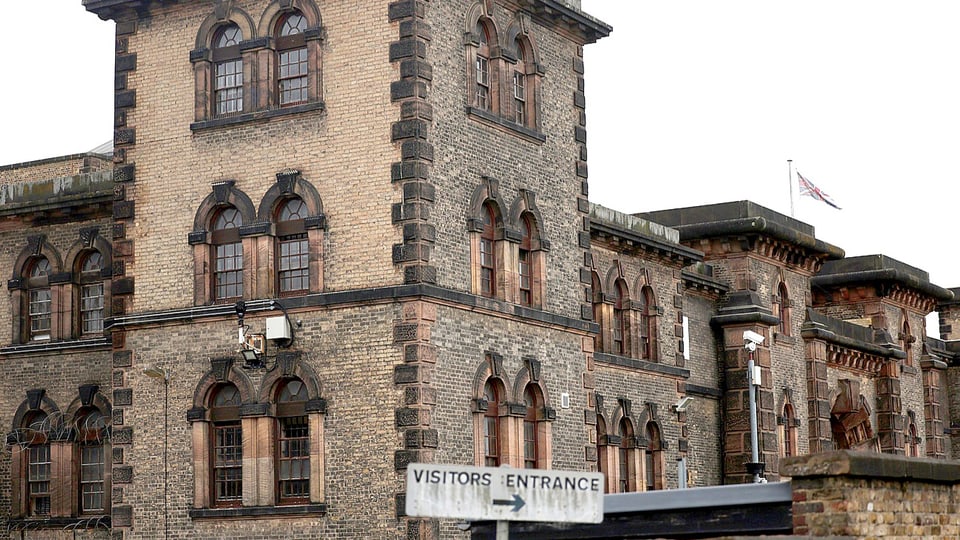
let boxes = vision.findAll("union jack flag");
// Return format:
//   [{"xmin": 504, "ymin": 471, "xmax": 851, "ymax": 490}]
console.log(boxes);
[{"xmin": 797, "ymin": 171, "xmax": 841, "ymax": 210}]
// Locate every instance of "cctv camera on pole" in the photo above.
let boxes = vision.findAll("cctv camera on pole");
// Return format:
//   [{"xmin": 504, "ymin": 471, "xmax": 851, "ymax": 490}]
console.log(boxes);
[{"xmin": 743, "ymin": 330, "xmax": 766, "ymax": 483}]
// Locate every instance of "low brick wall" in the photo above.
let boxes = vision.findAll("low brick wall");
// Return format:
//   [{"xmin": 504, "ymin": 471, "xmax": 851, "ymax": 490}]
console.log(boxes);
[{"xmin": 782, "ymin": 450, "xmax": 960, "ymax": 538}]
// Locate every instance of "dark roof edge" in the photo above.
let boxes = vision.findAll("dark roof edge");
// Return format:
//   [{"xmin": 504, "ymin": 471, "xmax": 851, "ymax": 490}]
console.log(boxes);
[
  {"xmin": 590, "ymin": 221, "xmax": 703, "ymax": 266},
  {"xmin": 0, "ymin": 152, "xmax": 113, "ymax": 173},
  {"xmin": 538, "ymin": 0, "xmax": 612, "ymax": 43},
  {"xmin": 802, "ymin": 309, "xmax": 904, "ymax": 359},
  {"xmin": 674, "ymin": 217, "xmax": 845, "ymax": 260},
  {"xmin": 811, "ymin": 269, "xmax": 954, "ymax": 302}
]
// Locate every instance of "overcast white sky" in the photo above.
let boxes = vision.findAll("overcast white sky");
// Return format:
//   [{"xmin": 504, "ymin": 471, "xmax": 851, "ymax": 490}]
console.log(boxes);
[{"xmin": 2, "ymin": 2, "xmax": 958, "ymax": 334}]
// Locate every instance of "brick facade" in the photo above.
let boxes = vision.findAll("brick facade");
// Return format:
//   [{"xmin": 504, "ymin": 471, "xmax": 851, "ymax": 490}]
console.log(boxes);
[{"xmin": 0, "ymin": 1, "xmax": 958, "ymax": 538}]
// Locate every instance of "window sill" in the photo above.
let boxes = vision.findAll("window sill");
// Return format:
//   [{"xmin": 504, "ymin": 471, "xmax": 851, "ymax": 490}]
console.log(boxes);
[
  {"xmin": 189, "ymin": 503, "xmax": 327, "ymax": 520},
  {"xmin": 191, "ymin": 101, "xmax": 325, "ymax": 131},
  {"xmin": 466, "ymin": 106, "xmax": 546, "ymax": 143},
  {"xmin": 1, "ymin": 336, "xmax": 111, "ymax": 356}
]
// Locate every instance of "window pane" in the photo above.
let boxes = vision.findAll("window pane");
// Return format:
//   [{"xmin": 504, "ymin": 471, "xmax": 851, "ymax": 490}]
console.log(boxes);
[
  {"xmin": 28, "ymin": 444, "xmax": 51, "ymax": 516},
  {"xmin": 82, "ymin": 283, "xmax": 104, "ymax": 334},
  {"xmin": 279, "ymin": 235, "xmax": 309, "ymax": 293},
  {"xmin": 215, "ymin": 59, "xmax": 244, "ymax": 116},
  {"xmin": 81, "ymin": 445, "xmax": 105, "ymax": 512},
  {"xmin": 278, "ymin": 416, "xmax": 310, "ymax": 500},
  {"xmin": 215, "ymin": 242, "xmax": 243, "ymax": 300},
  {"xmin": 29, "ymin": 289, "xmax": 52, "ymax": 340},
  {"xmin": 214, "ymin": 424, "xmax": 243, "ymax": 503},
  {"xmin": 279, "ymin": 48, "xmax": 309, "ymax": 105}
]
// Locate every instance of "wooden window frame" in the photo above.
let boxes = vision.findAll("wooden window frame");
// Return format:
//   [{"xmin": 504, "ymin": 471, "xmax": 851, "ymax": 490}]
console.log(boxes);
[
  {"xmin": 212, "ymin": 208, "xmax": 244, "ymax": 302},
  {"xmin": 276, "ymin": 12, "xmax": 309, "ymax": 107},
  {"xmin": 212, "ymin": 24, "xmax": 244, "ymax": 117}
]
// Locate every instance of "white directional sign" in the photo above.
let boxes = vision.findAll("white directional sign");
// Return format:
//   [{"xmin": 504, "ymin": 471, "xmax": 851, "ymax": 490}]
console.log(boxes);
[{"xmin": 405, "ymin": 463, "xmax": 604, "ymax": 523}]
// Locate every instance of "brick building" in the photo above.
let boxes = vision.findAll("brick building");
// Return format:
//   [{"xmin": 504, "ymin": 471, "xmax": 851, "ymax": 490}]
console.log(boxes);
[{"xmin": 0, "ymin": 0, "xmax": 958, "ymax": 538}]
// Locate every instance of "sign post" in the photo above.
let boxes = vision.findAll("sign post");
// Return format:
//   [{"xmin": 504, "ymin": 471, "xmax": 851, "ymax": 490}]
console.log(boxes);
[{"xmin": 405, "ymin": 463, "xmax": 604, "ymax": 538}]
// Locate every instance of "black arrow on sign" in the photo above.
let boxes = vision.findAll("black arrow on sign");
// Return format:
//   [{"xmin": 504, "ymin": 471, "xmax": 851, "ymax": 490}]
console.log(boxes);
[{"xmin": 492, "ymin": 494, "xmax": 526, "ymax": 512}]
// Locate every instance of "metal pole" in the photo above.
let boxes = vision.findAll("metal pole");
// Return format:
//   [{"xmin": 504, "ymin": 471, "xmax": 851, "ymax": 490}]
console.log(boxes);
[
  {"xmin": 747, "ymin": 352, "xmax": 761, "ymax": 483},
  {"xmin": 496, "ymin": 520, "xmax": 509, "ymax": 540},
  {"xmin": 788, "ymin": 159, "xmax": 794, "ymax": 218}
]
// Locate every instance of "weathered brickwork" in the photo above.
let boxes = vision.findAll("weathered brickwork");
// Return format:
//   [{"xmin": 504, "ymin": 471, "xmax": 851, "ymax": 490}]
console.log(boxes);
[{"xmin": 3, "ymin": 0, "xmax": 959, "ymax": 538}]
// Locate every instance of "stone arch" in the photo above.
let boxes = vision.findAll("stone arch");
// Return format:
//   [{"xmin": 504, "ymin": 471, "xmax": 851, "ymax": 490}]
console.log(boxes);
[
  {"xmin": 194, "ymin": 5, "xmax": 258, "ymax": 50},
  {"xmin": 64, "ymin": 228, "xmax": 113, "ymax": 275},
  {"xmin": 507, "ymin": 189, "xmax": 548, "ymax": 251},
  {"xmin": 11, "ymin": 236, "xmax": 63, "ymax": 279},
  {"xmin": 467, "ymin": 177, "xmax": 509, "ymax": 236},
  {"xmin": 192, "ymin": 180, "xmax": 257, "ymax": 233},
  {"xmin": 602, "ymin": 262, "xmax": 628, "ymax": 300},
  {"xmin": 464, "ymin": 1, "xmax": 502, "ymax": 47},
  {"xmin": 258, "ymin": 352, "xmax": 323, "ymax": 403},
  {"xmin": 63, "ymin": 385, "xmax": 112, "ymax": 429},
  {"xmin": 258, "ymin": 0, "xmax": 323, "ymax": 36},
  {"xmin": 471, "ymin": 352, "xmax": 512, "ymax": 401},
  {"xmin": 512, "ymin": 357, "xmax": 551, "ymax": 410},
  {"xmin": 10, "ymin": 389, "xmax": 62, "ymax": 434},
  {"xmin": 256, "ymin": 170, "xmax": 325, "ymax": 222},
  {"xmin": 190, "ymin": 358, "xmax": 258, "ymax": 417},
  {"xmin": 504, "ymin": 13, "xmax": 542, "ymax": 67}
]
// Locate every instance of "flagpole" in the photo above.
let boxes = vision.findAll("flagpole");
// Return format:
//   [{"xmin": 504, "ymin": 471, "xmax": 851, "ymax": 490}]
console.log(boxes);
[{"xmin": 787, "ymin": 160, "xmax": 794, "ymax": 217}]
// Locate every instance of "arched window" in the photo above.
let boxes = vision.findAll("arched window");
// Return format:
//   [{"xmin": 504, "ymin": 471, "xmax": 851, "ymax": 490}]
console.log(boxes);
[
  {"xmin": 645, "ymin": 422, "xmax": 663, "ymax": 491},
  {"xmin": 778, "ymin": 282, "xmax": 790, "ymax": 335},
  {"xmin": 596, "ymin": 415, "xmax": 609, "ymax": 490},
  {"xmin": 900, "ymin": 313, "xmax": 914, "ymax": 367},
  {"xmin": 592, "ymin": 272, "xmax": 604, "ymax": 350},
  {"xmin": 523, "ymin": 385, "xmax": 545, "ymax": 469},
  {"xmin": 480, "ymin": 203, "xmax": 497, "ymax": 298},
  {"xmin": 276, "ymin": 379, "xmax": 310, "ymax": 504},
  {"xmin": 276, "ymin": 198, "xmax": 310, "ymax": 295},
  {"xmin": 639, "ymin": 286, "xmax": 656, "ymax": 360},
  {"xmin": 212, "ymin": 207, "xmax": 243, "ymax": 301},
  {"xmin": 482, "ymin": 380, "xmax": 504, "ymax": 466},
  {"xmin": 518, "ymin": 215, "xmax": 534, "ymax": 306},
  {"xmin": 613, "ymin": 280, "xmax": 628, "ymax": 356},
  {"xmin": 26, "ymin": 257, "xmax": 52, "ymax": 342},
  {"xmin": 781, "ymin": 403, "xmax": 797, "ymax": 458},
  {"xmin": 513, "ymin": 39, "xmax": 528, "ymax": 125},
  {"xmin": 78, "ymin": 251, "xmax": 105, "ymax": 336},
  {"xmin": 618, "ymin": 419, "xmax": 635, "ymax": 493},
  {"xmin": 475, "ymin": 21, "xmax": 492, "ymax": 111},
  {"xmin": 212, "ymin": 24, "xmax": 243, "ymax": 116},
  {"xmin": 276, "ymin": 12, "xmax": 309, "ymax": 106},
  {"xmin": 907, "ymin": 422, "xmax": 920, "ymax": 457},
  {"xmin": 75, "ymin": 407, "xmax": 108, "ymax": 514},
  {"xmin": 209, "ymin": 384, "xmax": 242, "ymax": 507}
]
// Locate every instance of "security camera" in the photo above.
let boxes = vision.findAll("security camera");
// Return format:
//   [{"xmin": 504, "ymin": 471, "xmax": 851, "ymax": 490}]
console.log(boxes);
[
  {"xmin": 743, "ymin": 330, "xmax": 764, "ymax": 348},
  {"xmin": 674, "ymin": 396, "xmax": 694, "ymax": 412}
]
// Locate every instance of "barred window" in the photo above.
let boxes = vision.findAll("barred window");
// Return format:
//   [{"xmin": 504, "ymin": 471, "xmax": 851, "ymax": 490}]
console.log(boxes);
[
  {"xmin": 475, "ymin": 22, "xmax": 491, "ymax": 110},
  {"xmin": 24, "ymin": 412, "xmax": 51, "ymax": 516},
  {"xmin": 210, "ymin": 384, "xmax": 242, "ymax": 506},
  {"xmin": 522, "ymin": 385, "xmax": 544, "ymax": 469},
  {"xmin": 277, "ymin": 379, "xmax": 310, "ymax": 503},
  {"xmin": 482, "ymin": 380, "xmax": 503, "ymax": 466},
  {"xmin": 77, "ymin": 408, "xmax": 107, "ymax": 514},
  {"xmin": 519, "ymin": 217, "xmax": 533, "ymax": 306},
  {"xmin": 480, "ymin": 204, "xmax": 497, "ymax": 298}
]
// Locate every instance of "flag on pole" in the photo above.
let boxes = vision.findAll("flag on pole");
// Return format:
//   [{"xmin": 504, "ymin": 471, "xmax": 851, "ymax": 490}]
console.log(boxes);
[{"xmin": 797, "ymin": 171, "xmax": 841, "ymax": 210}]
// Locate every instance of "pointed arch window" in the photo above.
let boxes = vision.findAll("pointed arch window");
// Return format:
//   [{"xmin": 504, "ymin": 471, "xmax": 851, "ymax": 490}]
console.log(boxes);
[
  {"xmin": 213, "ymin": 24, "xmax": 243, "ymax": 116},
  {"xmin": 78, "ymin": 252, "xmax": 105, "ymax": 336},
  {"xmin": 781, "ymin": 403, "xmax": 798, "ymax": 458},
  {"xmin": 523, "ymin": 385, "xmax": 546, "ymax": 469},
  {"xmin": 475, "ymin": 21, "xmax": 492, "ymax": 111},
  {"xmin": 277, "ymin": 12, "xmax": 309, "ymax": 106},
  {"xmin": 210, "ymin": 384, "xmax": 243, "ymax": 507},
  {"xmin": 482, "ymin": 379, "xmax": 504, "ymax": 466},
  {"xmin": 518, "ymin": 215, "xmax": 534, "ymax": 306},
  {"xmin": 618, "ymin": 419, "xmax": 635, "ymax": 492},
  {"xmin": 639, "ymin": 286, "xmax": 656, "ymax": 360},
  {"xmin": 276, "ymin": 198, "xmax": 310, "ymax": 295},
  {"xmin": 276, "ymin": 379, "xmax": 310, "ymax": 503},
  {"xmin": 27, "ymin": 257, "xmax": 52, "ymax": 342},
  {"xmin": 645, "ymin": 422, "xmax": 663, "ymax": 491},
  {"xmin": 778, "ymin": 282, "xmax": 791, "ymax": 336},
  {"xmin": 480, "ymin": 204, "xmax": 497, "ymax": 298},
  {"xmin": 592, "ymin": 272, "xmax": 604, "ymax": 350},
  {"xmin": 212, "ymin": 207, "xmax": 243, "ymax": 301},
  {"xmin": 900, "ymin": 314, "xmax": 914, "ymax": 367},
  {"xmin": 613, "ymin": 280, "xmax": 628, "ymax": 356}
]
